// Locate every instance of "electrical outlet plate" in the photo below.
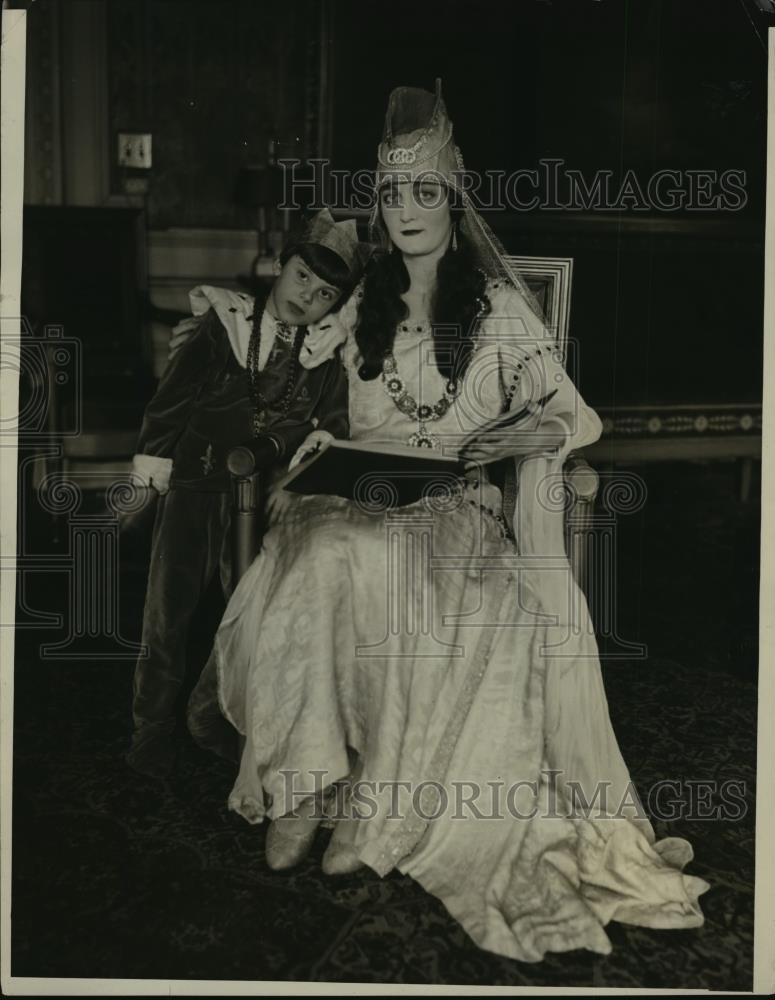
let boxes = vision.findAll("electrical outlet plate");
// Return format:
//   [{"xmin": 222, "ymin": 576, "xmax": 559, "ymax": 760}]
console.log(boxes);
[{"xmin": 117, "ymin": 132, "xmax": 152, "ymax": 169}]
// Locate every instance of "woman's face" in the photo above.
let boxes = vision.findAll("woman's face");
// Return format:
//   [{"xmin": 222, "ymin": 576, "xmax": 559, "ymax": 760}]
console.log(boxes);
[{"xmin": 379, "ymin": 177, "xmax": 452, "ymax": 258}]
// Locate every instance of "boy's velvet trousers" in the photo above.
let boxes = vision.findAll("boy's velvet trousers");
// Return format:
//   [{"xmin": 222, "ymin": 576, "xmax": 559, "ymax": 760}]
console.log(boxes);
[{"xmin": 131, "ymin": 489, "xmax": 232, "ymax": 742}]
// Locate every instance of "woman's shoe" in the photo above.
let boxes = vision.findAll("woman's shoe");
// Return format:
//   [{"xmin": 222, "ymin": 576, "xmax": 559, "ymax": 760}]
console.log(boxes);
[
  {"xmin": 265, "ymin": 796, "xmax": 323, "ymax": 871},
  {"xmin": 321, "ymin": 840, "xmax": 364, "ymax": 876},
  {"xmin": 321, "ymin": 789, "xmax": 365, "ymax": 875}
]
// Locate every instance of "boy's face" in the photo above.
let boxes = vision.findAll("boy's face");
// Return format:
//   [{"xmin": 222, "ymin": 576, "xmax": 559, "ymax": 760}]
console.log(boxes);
[{"xmin": 267, "ymin": 254, "xmax": 343, "ymax": 326}]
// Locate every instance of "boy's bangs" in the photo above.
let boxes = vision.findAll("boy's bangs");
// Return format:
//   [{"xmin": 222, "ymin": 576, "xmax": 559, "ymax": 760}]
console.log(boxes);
[{"xmin": 296, "ymin": 243, "xmax": 351, "ymax": 293}]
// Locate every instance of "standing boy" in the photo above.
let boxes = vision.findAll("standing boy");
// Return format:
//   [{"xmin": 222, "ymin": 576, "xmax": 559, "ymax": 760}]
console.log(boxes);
[{"xmin": 127, "ymin": 210, "xmax": 362, "ymax": 776}]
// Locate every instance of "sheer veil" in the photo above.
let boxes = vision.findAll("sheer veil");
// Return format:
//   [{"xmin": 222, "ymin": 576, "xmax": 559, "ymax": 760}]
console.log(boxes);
[{"xmin": 368, "ymin": 78, "xmax": 546, "ymax": 323}]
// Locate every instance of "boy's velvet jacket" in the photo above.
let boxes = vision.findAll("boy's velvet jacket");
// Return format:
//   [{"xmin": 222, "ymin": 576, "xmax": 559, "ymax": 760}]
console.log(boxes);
[{"xmin": 135, "ymin": 308, "xmax": 348, "ymax": 492}]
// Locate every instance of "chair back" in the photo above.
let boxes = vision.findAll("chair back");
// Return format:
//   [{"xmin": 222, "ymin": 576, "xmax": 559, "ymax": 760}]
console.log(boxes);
[
  {"xmin": 503, "ymin": 255, "xmax": 573, "ymax": 351},
  {"xmin": 494, "ymin": 256, "xmax": 575, "ymax": 544}
]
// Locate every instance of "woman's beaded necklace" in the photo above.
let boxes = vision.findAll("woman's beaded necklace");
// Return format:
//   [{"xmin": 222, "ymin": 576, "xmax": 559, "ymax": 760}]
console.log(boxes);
[
  {"xmin": 246, "ymin": 308, "xmax": 304, "ymax": 436},
  {"xmin": 381, "ymin": 292, "xmax": 488, "ymax": 449},
  {"xmin": 382, "ymin": 351, "xmax": 460, "ymax": 448},
  {"xmin": 382, "ymin": 330, "xmax": 460, "ymax": 449}
]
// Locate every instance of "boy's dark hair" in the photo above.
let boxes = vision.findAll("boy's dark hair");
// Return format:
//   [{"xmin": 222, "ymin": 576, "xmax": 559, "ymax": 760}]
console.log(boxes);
[{"xmin": 279, "ymin": 242, "xmax": 354, "ymax": 312}]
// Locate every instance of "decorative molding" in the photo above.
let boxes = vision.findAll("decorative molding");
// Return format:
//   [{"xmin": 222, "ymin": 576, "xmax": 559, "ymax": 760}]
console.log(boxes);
[
  {"xmin": 595, "ymin": 403, "xmax": 762, "ymax": 439},
  {"xmin": 584, "ymin": 403, "xmax": 762, "ymax": 465},
  {"xmin": 146, "ymin": 227, "xmax": 258, "ymax": 317},
  {"xmin": 148, "ymin": 228, "xmax": 257, "ymax": 283}
]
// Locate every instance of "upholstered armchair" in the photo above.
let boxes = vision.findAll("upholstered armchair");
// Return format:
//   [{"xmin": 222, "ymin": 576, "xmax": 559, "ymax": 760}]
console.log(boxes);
[{"xmin": 227, "ymin": 257, "xmax": 599, "ymax": 594}]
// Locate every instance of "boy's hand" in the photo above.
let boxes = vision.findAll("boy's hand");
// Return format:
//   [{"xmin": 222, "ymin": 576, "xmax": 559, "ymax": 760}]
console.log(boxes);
[
  {"xmin": 168, "ymin": 316, "xmax": 200, "ymax": 360},
  {"xmin": 265, "ymin": 488, "xmax": 295, "ymax": 525},
  {"xmin": 300, "ymin": 314, "xmax": 348, "ymax": 369},
  {"xmin": 117, "ymin": 483, "xmax": 160, "ymax": 540},
  {"xmin": 288, "ymin": 430, "xmax": 334, "ymax": 470}
]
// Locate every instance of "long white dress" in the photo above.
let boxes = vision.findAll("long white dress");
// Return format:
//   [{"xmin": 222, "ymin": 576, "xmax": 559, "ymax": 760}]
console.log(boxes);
[{"xmin": 214, "ymin": 280, "xmax": 709, "ymax": 962}]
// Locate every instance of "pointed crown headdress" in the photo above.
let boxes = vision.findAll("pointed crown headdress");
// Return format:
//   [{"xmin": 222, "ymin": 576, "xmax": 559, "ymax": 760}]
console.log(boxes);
[
  {"xmin": 376, "ymin": 78, "xmax": 461, "ymax": 183},
  {"xmin": 372, "ymin": 79, "xmax": 544, "ymax": 321}
]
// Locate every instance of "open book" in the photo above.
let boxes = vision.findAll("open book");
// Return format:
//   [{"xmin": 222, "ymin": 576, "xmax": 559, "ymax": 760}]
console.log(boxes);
[
  {"xmin": 276, "ymin": 439, "xmax": 466, "ymax": 507},
  {"xmin": 275, "ymin": 391, "xmax": 560, "ymax": 508}
]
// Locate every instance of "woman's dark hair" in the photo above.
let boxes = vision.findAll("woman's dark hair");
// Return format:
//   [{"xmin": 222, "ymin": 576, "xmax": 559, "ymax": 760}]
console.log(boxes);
[
  {"xmin": 355, "ymin": 211, "xmax": 490, "ymax": 381},
  {"xmin": 279, "ymin": 242, "xmax": 354, "ymax": 313}
]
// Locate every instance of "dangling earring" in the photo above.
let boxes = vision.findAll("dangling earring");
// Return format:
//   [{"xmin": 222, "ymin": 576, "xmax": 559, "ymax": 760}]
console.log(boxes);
[{"xmin": 451, "ymin": 224, "xmax": 458, "ymax": 252}]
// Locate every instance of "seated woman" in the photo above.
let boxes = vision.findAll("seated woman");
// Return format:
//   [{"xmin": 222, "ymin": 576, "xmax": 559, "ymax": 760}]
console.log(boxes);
[{"xmin": 202, "ymin": 81, "xmax": 709, "ymax": 963}]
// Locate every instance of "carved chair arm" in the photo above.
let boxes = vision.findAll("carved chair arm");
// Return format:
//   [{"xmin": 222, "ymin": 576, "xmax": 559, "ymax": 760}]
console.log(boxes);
[
  {"xmin": 227, "ymin": 424, "xmax": 314, "ymax": 589},
  {"xmin": 564, "ymin": 452, "xmax": 599, "ymax": 505},
  {"xmin": 498, "ymin": 449, "xmax": 599, "ymax": 597},
  {"xmin": 563, "ymin": 452, "xmax": 599, "ymax": 595},
  {"xmin": 228, "ymin": 436, "xmax": 282, "ymax": 478},
  {"xmin": 228, "ymin": 447, "xmax": 271, "ymax": 590}
]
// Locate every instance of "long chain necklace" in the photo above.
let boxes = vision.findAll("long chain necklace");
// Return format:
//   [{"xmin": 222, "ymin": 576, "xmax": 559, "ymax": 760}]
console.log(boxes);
[
  {"xmin": 246, "ymin": 309, "xmax": 304, "ymax": 436},
  {"xmin": 381, "ymin": 349, "xmax": 461, "ymax": 449}
]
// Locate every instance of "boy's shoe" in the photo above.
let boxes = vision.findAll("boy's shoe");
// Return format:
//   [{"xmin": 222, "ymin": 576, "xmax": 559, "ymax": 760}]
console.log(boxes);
[
  {"xmin": 188, "ymin": 719, "xmax": 239, "ymax": 764},
  {"xmin": 186, "ymin": 686, "xmax": 240, "ymax": 764},
  {"xmin": 125, "ymin": 725, "xmax": 176, "ymax": 777}
]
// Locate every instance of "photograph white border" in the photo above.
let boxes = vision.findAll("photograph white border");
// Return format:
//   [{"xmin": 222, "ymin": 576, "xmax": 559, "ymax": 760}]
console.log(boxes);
[{"xmin": 1, "ymin": 8, "xmax": 772, "ymax": 995}]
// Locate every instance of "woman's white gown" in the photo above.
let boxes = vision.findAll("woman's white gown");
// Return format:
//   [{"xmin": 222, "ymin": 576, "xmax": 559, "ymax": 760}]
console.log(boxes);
[{"xmin": 214, "ymin": 282, "xmax": 709, "ymax": 962}]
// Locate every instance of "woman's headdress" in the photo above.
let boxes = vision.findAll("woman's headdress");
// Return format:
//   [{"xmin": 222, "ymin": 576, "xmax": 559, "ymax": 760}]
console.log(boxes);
[
  {"xmin": 375, "ymin": 81, "xmax": 457, "ymax": 183},
  {"xmin": 372, "ymin": 79, "xmax": 543, "ymax": 318}
]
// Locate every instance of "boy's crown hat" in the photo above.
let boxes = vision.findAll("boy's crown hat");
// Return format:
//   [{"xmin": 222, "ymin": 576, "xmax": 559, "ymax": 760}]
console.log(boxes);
[{"xmin": 303, "ymin": 208, "xmax": 363, "ymax": 277}]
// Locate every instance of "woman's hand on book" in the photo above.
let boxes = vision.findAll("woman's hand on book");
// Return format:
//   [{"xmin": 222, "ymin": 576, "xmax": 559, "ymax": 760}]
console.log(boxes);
[
  {"xmin": 459, "ymin": 416, "xmax": 569, "ymax": 465},
  {"xmin": 288, "ymin": 430, "xmax": 335, "ymax": 470}
]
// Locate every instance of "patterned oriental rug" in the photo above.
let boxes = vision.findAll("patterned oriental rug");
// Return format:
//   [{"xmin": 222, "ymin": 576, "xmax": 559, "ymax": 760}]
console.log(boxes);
[
  {"xmin": 10, "ymin": 643, "xmax": 755, "ymax": 990},
  {"xmin": 10, "ymin": 462, "xmax": 757, "ymax": 990}
]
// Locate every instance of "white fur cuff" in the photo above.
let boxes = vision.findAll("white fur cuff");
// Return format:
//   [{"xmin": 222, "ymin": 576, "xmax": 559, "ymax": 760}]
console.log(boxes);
[{"xmin": 132, "ymin": 453, "xmax": 173, "ymax": 493}]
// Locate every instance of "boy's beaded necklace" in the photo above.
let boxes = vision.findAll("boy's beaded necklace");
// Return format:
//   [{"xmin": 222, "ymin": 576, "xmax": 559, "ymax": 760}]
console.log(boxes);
[{"xmin": 246, "ymin": 307, "xmax": 304, "ymax": 435}]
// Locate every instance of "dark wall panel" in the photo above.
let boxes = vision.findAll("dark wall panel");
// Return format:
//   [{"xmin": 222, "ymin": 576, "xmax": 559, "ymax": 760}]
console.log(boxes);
[
  {"xmin": 106, "ymin": 0, "xmax": 323, "ymax": 228},
  {"xmin": 329, "ymin": 0, "xmax": 766, "ymax": 409}
]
